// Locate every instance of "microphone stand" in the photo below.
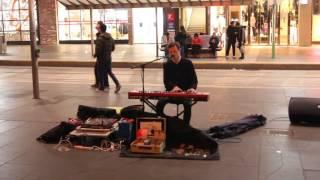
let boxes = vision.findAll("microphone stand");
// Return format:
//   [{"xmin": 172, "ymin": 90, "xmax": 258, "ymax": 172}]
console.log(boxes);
[{"xmin": 131, "ymin": 56, "xmax": 167, "ymax": 113}]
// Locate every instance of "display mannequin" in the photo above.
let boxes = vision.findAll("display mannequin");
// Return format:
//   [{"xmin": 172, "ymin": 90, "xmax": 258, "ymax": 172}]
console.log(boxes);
[
  {"xmin": 217, "ymin": 15, "xmax": 226, "ymax": 34},
  {"xmin": 250, "ymin": 13, "xmax": 256, "ymax": 38}
]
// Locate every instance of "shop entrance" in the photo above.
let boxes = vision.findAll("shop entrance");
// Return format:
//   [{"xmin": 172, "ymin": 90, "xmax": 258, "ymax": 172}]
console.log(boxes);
[
  {"xmin": 227, "ymin": 0, "xmax": 298, "ymax": 46},
  {"xmin": 181, "ymin": 7, "xmax": 207, "ymax": 34}
]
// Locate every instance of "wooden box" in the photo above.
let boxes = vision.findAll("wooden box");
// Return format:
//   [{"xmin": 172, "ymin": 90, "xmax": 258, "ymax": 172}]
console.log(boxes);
[{"xmin": 130, "ymin": 117, "xmax": 166, "ymax": 154}]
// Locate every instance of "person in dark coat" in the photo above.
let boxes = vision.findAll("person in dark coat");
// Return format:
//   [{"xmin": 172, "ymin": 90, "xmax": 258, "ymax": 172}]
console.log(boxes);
[
  {"xmin": 236, "ymin": 22, "xmax": 246, "ymax": 59},
  {"xmin": 156, "ymin": 42, "xmax": 198, "ymax": 125},
  {"xmin": 225, "ymin": 21, "xmax": 238, "ymax": 59},
  {"xmin": 93, "ymin": 21, "xmax": 121, "ymax": 93},
  {"xmin": 209, "ymin": 32, "xmax": 220, "ymax": 58},
  {"xmin": 174, "ymin": 26, "xmax": 188, "ymax": 58}
]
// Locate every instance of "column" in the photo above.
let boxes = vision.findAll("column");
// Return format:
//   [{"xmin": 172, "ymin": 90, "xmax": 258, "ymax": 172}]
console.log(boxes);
[
  {"xmin": 38, "ymin": 0, "xmax": 58, "ymax": 45},
  {"xmin": 128, "ymin": 8, "xmax": 133, "ymax": 45},
  {"xmin": 298, "ymin": 0, "xmax": 312, "ymax": 46}
]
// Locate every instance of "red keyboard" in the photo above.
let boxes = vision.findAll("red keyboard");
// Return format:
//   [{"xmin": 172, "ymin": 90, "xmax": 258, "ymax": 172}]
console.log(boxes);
[{"xmin": 128, "ymin": 91, "xmax": 209, "ymax": 101}]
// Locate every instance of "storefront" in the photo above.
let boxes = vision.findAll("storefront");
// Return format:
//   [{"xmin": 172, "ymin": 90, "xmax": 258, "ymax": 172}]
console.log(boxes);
[
  {"xmin": 313, "ymin": 0, "xmax": 320, "ymax": 42},
  {"xmin": 170, "ymin": 0, "xmax": 299, "ymax": 46},
  {"xmin": 0, "ymin": 0, "xmax": 38, "ymax": 44},
  {"xmin": 57, "ymin": 3, "xmax": 129, "ymax": 43},
  {"xmin": 0, "ymin": 0, "xmax": 319, "ymax": 46},
  {"xmin": 132, "ymin": 8, "xmax": 163, "ymax": 44}
]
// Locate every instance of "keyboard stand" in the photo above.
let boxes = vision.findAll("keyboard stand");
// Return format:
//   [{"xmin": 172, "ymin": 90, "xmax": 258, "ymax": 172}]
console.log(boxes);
[
  {"xmin": 141, "ymin": 98, "xmax": 157, "ymax": 112},
  {"xmin": 141, "ymin": 97, "xmax": 198, "ymax": 118}
]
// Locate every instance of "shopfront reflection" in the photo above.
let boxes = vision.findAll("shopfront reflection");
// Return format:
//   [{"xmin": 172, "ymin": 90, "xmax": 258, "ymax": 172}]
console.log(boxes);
[
  {"xmin": 57, "ymin": 3, "xmax": 129, "ymax": 41},
  {"xmin": 0, "ymin": 0, "xmax": 36, "ymax": 42}
]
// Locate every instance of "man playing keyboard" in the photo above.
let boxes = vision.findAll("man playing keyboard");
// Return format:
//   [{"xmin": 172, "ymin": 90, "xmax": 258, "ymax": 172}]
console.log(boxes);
[{"xmin": 156, "ymin": 42, "xmax": 198, "ymax": 125}]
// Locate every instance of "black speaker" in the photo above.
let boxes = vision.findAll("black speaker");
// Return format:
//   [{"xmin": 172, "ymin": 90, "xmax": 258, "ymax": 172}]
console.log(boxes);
[{"xmin": 289, "ymin": 97, "xmax": 320, "ymax": 124}]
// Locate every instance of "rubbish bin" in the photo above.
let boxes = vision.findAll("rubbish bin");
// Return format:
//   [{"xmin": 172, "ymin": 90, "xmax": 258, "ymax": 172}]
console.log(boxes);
[{"xmin": 0, "ymin": 35, "xmax": 7, "ymax": 54}]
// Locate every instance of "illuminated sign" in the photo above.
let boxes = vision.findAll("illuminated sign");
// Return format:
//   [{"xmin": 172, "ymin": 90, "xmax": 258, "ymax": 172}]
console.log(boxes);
[{"xmin": 167, "ymin": 13, "xmax": 175, "ymax": 22}]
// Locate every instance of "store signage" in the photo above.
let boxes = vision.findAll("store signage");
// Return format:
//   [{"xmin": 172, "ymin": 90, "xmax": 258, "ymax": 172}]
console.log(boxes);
[
  {"xmin": 167, "ymin": 13, "xmax": 175, "ymax": 22},
  {"xmin": 168, "ymin": 22, "xmax": 175, "ymax": 30}
]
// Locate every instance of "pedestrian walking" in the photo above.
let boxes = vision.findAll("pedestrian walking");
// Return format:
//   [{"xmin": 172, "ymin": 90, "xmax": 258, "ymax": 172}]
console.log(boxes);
[
  {"xmin": 175, "ymin": 26, "xmax": 188, "ymax": 58},
  {"xmin": 93, "ymin": 21, "xmax": 121, "ymax": 93}
]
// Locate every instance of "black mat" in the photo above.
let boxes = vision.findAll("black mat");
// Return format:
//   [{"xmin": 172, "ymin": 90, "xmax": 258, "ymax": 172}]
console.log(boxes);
[{"xmin": 120, "ymin": 148, "xmax": 220, "ymax": 161}]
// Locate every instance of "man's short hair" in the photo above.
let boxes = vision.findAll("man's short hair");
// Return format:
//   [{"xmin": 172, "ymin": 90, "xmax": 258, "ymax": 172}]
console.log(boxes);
[
  {"xmin": 167, "ymin": 42, "xmax": 180, "ymax": 50},
  {"xmin": 97, "ymin": 21, "xmax": 106, "ymax": 32}
]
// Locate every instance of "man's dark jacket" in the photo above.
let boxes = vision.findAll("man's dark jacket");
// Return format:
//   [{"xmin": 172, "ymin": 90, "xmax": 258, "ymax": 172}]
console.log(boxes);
[
  {"xmin": 163, "ymin": 58, "xmax": 198, "ymax": 91},
  {"xmin": 226, "ymin": 25, "xmax": 238, "ymax": 43},
  {"xmin": 94, "ymin": 32, "xmax": 115, "ymax": 61}
]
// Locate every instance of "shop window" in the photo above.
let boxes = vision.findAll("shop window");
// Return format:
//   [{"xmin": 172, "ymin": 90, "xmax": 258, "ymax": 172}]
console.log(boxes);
[
  {"xmin": 313, "ymin": 0, "xmax": 320, "ymax": 42},
  {"xmin": 19, "ymin": 0, "xmax": 29, "ymax": 10},
  {"xmin": 0, "ymin": 0, "xmax": 37, "ymax": 42},
  {"xmin": 59, "ymin": 24, "xmax": 70, "ymax": 40},
  {"xmin": 19, "ymin": 10, "xmax": 29, "ymax": 20},
  {"xmin": 69, "ymin": 10, "xmax": 81, "ymax": 21},
  {"xmin": 2, "ymin": 10, "xmax": 20, "ymax": 20},
  {"xmin": 2, "ymin": 0, "xmax": 20, "ymax": 10},
  {"xmin": 5, "ymin": 31, "xmax": 21, "ymax": 41},
  {"xmin": 69, "ymin": 23, "xmax": 81, "ymax": 40},
  {"xmin": 312, "ymin": 15, "xmax": 320, "ymax": 41},
  {"xmin": 81, "ymin": 10, "xmax": 91, "ymax": 22},
  {"xmin": 21, "ymin": 20, "xmax": 30, "ymax": 31},
  {"xmin": 4, "ymin": 21, "xmax": 21, "ymax": 31},
  {"xmin": 21, "ymin": 31, "xmax": 30, "ymax": 41},
  {"xmin": 57, "ymin": 3, "xmax": 129, "ymax": 41},
  {"xmin": 81, "ymin": 23, "xmax": 91, "ymax": 40}
]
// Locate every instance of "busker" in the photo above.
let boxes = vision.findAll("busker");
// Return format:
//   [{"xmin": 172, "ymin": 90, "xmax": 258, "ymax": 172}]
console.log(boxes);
[
  {"xmin": 93, "ymin": 21, "xmax": 121, "ymax": 93},
  {"xmin": 156, "ymin": 42, "xmax": 198, "ymax": 125}
]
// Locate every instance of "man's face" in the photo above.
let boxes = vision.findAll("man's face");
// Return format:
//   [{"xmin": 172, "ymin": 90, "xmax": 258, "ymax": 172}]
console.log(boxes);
[
  {"xmin": 95, "ymin": 24, "xmax": 101, "ymax": 32},
  {"xmin": 168, "ymin": 45, "xmax": 180, "ymax": 62}
]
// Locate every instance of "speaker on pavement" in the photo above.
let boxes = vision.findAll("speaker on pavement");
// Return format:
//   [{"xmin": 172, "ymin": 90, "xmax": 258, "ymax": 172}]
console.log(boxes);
[{"xmin": 289, "ymin": 97, "xmax": 320, "ymax": 124}]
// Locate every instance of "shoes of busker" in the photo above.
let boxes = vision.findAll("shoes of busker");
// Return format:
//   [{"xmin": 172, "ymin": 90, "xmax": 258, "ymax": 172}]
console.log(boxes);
[{"xmin": 115, "ymin": 85, "xmax": 121, "ymax": 93}]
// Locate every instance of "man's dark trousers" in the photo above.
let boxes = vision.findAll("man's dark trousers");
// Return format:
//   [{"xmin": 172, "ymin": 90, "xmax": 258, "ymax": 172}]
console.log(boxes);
[{"xmin": 156, "ymin": 98, "xmax": 192, "ymax": 125}]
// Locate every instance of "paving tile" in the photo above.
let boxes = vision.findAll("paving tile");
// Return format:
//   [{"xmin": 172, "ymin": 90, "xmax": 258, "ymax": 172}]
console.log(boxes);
[
  {"xmin": 0, "ymin": 164, "xmax": 34, "ymax": 180},
  {"xmin": 300, "ymin": 151, "xmax": 320, "ymax": 170},
  {"xmin": 0, "ymin": 67, "xmax": 320, "ymax": 180},
  {"xmin": 258, "ymin": 148, "xmax": 304, "ymax": 180},
  {"xmin": 304, "ymin": 170, "xmax": 320, "ymax": 180}
]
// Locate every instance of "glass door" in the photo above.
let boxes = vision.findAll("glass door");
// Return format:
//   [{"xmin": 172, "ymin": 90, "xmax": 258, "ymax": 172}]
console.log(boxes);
[{"xmin": 248, "ymin": 0, "xmax": 270, "ymax": 45}]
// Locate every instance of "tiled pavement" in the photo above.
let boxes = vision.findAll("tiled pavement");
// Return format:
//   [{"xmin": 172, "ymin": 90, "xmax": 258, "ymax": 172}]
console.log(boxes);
[{"xmin": 0, "ymin": 67, "xmax": 320, "ymax": 179}]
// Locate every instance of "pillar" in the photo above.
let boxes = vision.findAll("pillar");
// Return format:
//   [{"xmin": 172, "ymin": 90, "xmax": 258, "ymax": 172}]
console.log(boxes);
[
  {"xmin": 128, "ymin": 8, "xmax": 133, "ymax": 45},
  {"xmin": 298, "ymin": 0, "xmax": 312, "ymax": 46},
  {"xmin": 38, "ymin": 0, "xmax": 58, "ymax": 45}
]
